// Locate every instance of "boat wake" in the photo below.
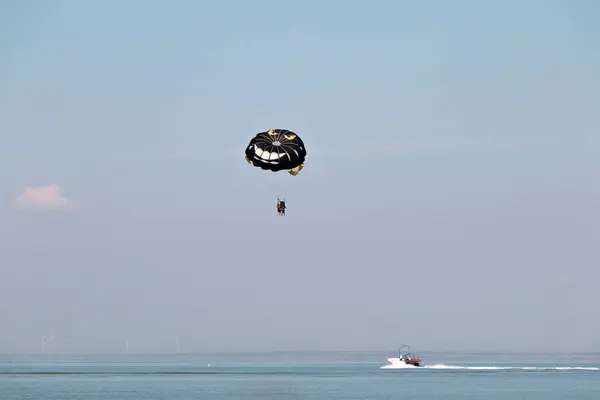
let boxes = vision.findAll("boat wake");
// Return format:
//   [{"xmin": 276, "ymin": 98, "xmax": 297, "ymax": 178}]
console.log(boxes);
[{"xmin": 381, "ymin": 363, "xmax": 600, "ymax": 371}]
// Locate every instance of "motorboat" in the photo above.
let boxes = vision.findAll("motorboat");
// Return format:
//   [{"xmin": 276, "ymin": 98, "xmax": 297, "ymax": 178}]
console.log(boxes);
[{"xmin": 386, "ymin": 345, "xmax": 423, "ymax": 367}]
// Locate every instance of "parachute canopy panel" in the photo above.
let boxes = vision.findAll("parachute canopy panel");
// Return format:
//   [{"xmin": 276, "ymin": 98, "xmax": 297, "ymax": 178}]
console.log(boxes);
[{"xmin": 245, "ymin": 129, "xmax": 306, "ymax": 175}]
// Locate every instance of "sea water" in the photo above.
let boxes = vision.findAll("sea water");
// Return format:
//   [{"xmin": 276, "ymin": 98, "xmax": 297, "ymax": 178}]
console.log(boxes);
[{"xmin": 1, "ymin": 351, "xmax": 599, "ymax": 399}]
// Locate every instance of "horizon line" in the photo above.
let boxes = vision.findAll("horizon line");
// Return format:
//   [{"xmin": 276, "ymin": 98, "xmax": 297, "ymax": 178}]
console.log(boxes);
[{"xmin": 2, "ymin": 350, "xmax": 599, "ymax": 356}]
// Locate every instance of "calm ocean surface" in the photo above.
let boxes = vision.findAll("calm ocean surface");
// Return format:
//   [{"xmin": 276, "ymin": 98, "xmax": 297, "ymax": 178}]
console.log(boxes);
[{"xmin": 1, "ymin": 352, "xmax": 599, "ymax": 399}]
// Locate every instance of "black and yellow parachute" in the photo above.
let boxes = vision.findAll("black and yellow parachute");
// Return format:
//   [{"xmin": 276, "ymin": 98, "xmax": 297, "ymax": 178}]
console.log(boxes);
[{"xmin": 244, "ymin": 129, "xmax": 306, "ymax": 176}]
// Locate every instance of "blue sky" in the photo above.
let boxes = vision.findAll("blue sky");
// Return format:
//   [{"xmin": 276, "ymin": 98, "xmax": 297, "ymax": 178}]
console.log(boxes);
[{"xmin": 0, "ymin": 0, "xmax": 599, "ymax": 354}]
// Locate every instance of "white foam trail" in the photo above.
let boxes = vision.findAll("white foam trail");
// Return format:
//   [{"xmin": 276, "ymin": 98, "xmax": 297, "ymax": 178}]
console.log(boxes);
[{"xmin": 381, "ymin": 363, "xmax": 600, "ymax": 371}]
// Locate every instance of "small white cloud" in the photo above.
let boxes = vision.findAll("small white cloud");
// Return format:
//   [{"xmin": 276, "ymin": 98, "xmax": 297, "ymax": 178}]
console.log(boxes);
[{"xmin": 14, "ymin": 184, "xmax": 74, "ymax": 210}]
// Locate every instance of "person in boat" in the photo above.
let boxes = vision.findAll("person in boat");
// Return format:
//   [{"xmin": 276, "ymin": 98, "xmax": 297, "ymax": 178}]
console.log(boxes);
[{"xmin": 277, "ymin": 198, "xmax": 286, "ymax": 216}]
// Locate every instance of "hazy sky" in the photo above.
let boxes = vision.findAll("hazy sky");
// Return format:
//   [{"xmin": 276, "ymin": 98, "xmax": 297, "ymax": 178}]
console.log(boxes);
[{"xmin": 1, "ymin": 0, "xmax": 598, "ymax": 354}]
